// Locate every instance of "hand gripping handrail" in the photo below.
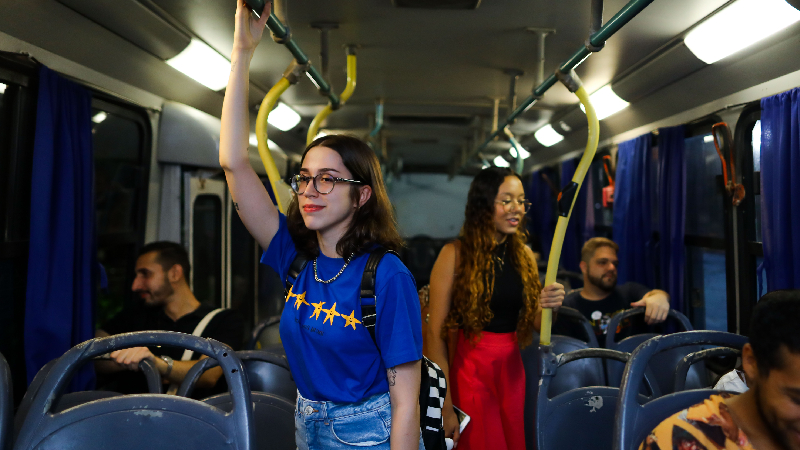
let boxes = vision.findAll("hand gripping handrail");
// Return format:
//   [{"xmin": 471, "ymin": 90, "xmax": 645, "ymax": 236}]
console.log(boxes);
[
  {"xmin": 307, "ymin": 47, "xmax": 357, "ymax": 145},
  {"xmin": 461, "ymin": 0, "xmax": 655, "ymax": 171},
  {"xmin": 254, "ymin": 61, "xmax": 307, "ymax": 214},
  {"xmin": 245, "ymin": 0, "xmax": 339, "ymax": 108},
  {"xmin": 540, "ymin": 71, "xmax": 599, "ymax": 346}
]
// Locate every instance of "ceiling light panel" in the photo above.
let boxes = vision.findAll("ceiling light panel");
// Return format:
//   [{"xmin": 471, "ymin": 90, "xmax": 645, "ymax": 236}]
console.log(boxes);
[
  {"xmin": 268, "ymin": 103, "xmax": 301, "ymax": 131},
  {"xmin": 493, "ymin": 156, "xmax": 510, "ymax": 167},
  {"xmin": 166, "ymin": 39, "xmax": 231, "ymax": 91},
  {"xmin": 580, "ymin": 86, "xmax": 630, "ymax": 120},
  {"xmin": 684, "ymin": 0, "xmax": 800, "ymax": 64},
  {"xmin": 534, "ymin": 125, "xmax": 565, "ymax": 147}
]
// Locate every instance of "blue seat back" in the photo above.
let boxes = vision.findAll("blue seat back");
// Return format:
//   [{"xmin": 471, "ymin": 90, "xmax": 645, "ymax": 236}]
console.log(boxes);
[
  {"xmin": 179, "ymin": 349, "xmax": 296, "ymax": 402},
  {"xmin": 613, "ymin": 331, "xmax": 749, "ymax": 450},
  {"xmin": 246, "ymin": 317, "xmax": 281, "ymax": 350},
  {"xmin": 528, "ymin": 347, "xmax": 634, "ymax": 450},
  {"xmin": 673, "ymin": 347, "xmax": 741, "ymax": 392},
  {"xmin": 13, "ymin": 332, "xmax": 253, "ymax": 450},
  {"xmin": 1, "ymin": 352, "xmax": 11, "ymax": 450},
  {"xmin": 606, "ymin": 308, "xmax": 704, "ymax": 395},
  {"xmin": 204, "ymin": 393, "xmax": 296, "ymax": 450},
  {"xmin": 547, "ymin": 335, "xmax": 604, "ymax": 397},
  {"xmin": 556, "ymin": 306, "xmax": 600, "ymax": 347}
]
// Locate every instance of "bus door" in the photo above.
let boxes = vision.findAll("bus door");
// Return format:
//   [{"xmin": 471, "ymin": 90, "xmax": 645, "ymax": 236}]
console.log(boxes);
[{"xmin": 184, "ymin": 172, "xmax": 228, "ymax": 309}]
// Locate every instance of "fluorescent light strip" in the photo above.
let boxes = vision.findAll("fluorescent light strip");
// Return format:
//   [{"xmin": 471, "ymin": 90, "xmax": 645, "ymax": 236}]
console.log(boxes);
[
  {"xmin": 0, "ymin": 83, "xmax": 6, "ymax": 94},
  {"xmin": 493, "ymin": 156, "xmax": 510, "ymax": 168},
  {"xmin": 509, "ymin": 144, "xmax": 530, "ymax": 159},
  {"xmin": 166, "ymin": 39, "xmax": 231, "ymax": 91},
  {"xmin": 685, "ymin": 0, "xmax": 800, "ymax": 64},
  {"xmin": 580, "ymin": 85, "xmax": 630, "ymax": 120},
  {"xmin": 534, "ymin": 124, "xmax": 565, "ymax": 147},
  {"xmin": 268, "ymin": 103, "xmax": 301, "ymax": 131},
  {"xmin": 92, "ymin": 111, "xmax": 108, "ymax": 124}
]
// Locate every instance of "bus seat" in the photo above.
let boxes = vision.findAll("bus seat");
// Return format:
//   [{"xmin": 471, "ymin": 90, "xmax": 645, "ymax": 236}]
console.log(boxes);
[
  {"xmin": 246, "ymin": 316, "xmax": 281, "ymax": 350},
  {"xmin": 14, "ymin": 358, "xmax": 161, "ymax": 437},
  {"xmin": 203, "ymin": 393, "xmax": 295, "ymax": 450},
  {"xmin": 179, "ymin": 350, "xmax": 296, "ymax": 450},
  {"xmin": 13, "ymin": 331, "xmax": 253, "ymax": 450},
  {"xmin": 613, "ymin": 331, "xmax": 748, "ymax": 450},
  {"xmin": 178, "ymin": 350, "xmax": 296, "ymax": 402},
  {"xmin": 673, "ymin": 346, "xmax": 741, "ymax": 393},
  {"xmin": 527, "ymin": 347, "xmax": 655, "ymax": 450},
  {"xmin": 606, "ymin": 308, "xmax": 702, "ymax": 395},
  {"xmin": 1, "ymin": 352, "xmax": 11, "ymax": 450},
  {"xmin": 553, "ymin": 306, "xmax": 599, "ymax": 347},
  {"xmin": 547, "ymin": 336, "xmax": 604, "ymax": 397}
]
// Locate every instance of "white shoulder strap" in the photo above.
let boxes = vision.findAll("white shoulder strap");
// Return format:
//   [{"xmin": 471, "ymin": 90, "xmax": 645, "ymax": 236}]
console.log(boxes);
[{"xmin": 180, "ymin": 308, "xmax": 224, "ymax": 361}]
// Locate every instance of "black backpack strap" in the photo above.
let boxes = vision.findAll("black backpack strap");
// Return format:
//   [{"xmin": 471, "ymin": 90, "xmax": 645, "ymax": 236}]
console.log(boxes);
[
  {"xmin": 360, "ymin": 247, "xmax": 398, "ymax": 346},
  {"xmin": 285, "ymin": 253, "xmax": 310, "ymax": 298}
]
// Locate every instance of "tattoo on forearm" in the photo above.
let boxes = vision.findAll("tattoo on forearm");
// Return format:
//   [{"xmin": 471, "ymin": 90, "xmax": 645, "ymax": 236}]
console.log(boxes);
[
  {"xmin": 233, "ymin": 202, "xmax": 240, "ymax": 211},
  {"xmin": 387, "ymin": 367, "xmax": 397, "ymax": 386}
]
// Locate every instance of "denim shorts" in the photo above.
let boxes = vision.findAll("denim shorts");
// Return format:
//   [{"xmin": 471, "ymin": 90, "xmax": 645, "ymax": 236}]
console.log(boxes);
[{"xmin": 295, "ymin": 391, "xmax": 424, "ymax": 449}]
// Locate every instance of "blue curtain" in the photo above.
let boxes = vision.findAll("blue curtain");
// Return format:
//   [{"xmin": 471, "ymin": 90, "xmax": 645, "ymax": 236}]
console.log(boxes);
[
  {"xmin": 25, "ymin": 66, "xmax": 96, "ymax": 391},
  {"xmin": 612, "ymin": 133, "xmax": 655, "ymax": 286},
  {"xmin": 527, "ymin": 168, "xmax": 557, "ymax": 260},
  {"xmin": 560, "ymin": 157, "xmax": 587, "ymax": 276},
  {"xmin": 761, "ymin": 88, "xmax": 800, "ymax": 290},
  {"xmin": 657, "ymin": 126, "xmax": 687, "ymax": 313}
]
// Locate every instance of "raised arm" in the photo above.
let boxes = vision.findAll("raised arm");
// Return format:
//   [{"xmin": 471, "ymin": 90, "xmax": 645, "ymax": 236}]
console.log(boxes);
[
  {"xmin": 220, "ymin": 0, "xmax": 280, "ymax": 250},
  {"xmin": 426, "ymin": 242, "xmax": 461, "ymax": 443}
]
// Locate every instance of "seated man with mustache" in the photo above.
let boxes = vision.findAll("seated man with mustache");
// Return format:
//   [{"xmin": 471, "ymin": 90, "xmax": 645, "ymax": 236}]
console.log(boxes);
[
  {"xmin": 553, "ymin": 237, "xmax": 671, "ymax": 346},
  {"xmin": 95, "ymin": 241, "xmax": 244, "ymax": 398}
]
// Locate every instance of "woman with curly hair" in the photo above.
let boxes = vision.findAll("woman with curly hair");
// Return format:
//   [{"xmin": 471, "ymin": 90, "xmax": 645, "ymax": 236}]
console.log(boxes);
[{"xmin": 427, "ymin": 167, "xmax": 565, "ymax": 450}]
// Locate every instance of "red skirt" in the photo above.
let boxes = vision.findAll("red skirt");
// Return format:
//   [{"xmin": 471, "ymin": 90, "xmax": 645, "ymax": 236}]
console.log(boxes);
[{"xmin": 450, "ymin": 330, "xmax": 526, "ymax": 450}]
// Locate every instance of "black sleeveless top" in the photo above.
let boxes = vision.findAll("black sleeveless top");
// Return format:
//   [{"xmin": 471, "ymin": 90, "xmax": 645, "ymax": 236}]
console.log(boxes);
[{"xmin": 483, "ymin": 240, "xmax": 525, "ymax": 333}]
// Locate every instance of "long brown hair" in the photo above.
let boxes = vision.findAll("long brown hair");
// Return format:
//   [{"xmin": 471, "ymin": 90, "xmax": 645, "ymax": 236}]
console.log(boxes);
[
  {"xmin": 445, "ymin": 167, "xmax": 542, "ymax": 348},
  {"xmin": 286, "ymin": 134, "xmax": 404, "ymax": 258}
]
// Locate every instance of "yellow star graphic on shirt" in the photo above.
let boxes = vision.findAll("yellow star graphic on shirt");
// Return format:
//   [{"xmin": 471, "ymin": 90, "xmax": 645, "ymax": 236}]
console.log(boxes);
[
  {"xmin": 285, "ymin": 285, "xmax": 296, "ymax": 303},
  {"xmin": 342, "ymin": 310, "xmax": 361, "ymax": 330},
  {"xmin": 293, "ymin": 291, "xmax": 309, "ymax": 309},
  {"xmin": 309, "ymin": 301, "xmax": 326, "ymax": 320},
  {"xmin": 321, "ymin": 302, "xmax": 341, "ymax": 325}
]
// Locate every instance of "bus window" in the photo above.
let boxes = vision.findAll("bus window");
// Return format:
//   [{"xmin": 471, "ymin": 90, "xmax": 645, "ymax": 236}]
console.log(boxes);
[
  {"xmin": 192, "ymin": 194, "xmax": 223, "ymax": 308},
  {"xmin": 230, "ymin": 202, "xmax": 257, "ymax": 338},
  {"xmin": 684, "ymin": 133, "xmax": 727, "ymax": 331},
  {"xmin": 92, "ymin": 100, "xmax": 150, "ymax": 327}
]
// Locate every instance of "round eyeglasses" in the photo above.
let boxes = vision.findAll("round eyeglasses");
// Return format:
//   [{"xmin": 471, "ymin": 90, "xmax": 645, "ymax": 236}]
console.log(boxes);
[
  {"xmin": 290, "ymin": 173, "xmax": 364, "ymax": 195},
  {"xmin": 495, "ymin": 199, "xmax": 532, "ymax": 213}
]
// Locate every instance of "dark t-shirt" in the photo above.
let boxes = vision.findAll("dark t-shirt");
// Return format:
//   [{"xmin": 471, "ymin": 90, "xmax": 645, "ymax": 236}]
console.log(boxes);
[
  {"xmin": 99, "ymin": 303, "xmax": 244, "ymax": 396},
  {"xmin": 553, "ymin": 282, "xmax": 651, "ymax": 346}
]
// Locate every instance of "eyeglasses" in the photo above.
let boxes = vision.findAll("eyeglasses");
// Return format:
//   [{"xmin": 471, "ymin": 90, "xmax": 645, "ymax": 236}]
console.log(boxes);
[
  {"xmin": 495, "ymin": 199, "xmax": 532, "ymax": 213},
  {"xmin": 290, "ymin": 173, "xmax": 364, "ymax": 195}
]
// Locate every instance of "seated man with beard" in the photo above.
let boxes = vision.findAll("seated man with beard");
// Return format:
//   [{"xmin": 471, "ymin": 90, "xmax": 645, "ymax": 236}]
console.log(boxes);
[
  {"xmin": 553, "ymin": 237, "xmax": 671, "ymax": 346},
  {"xmin": 641, "ymin": 290, "xmax": 800, "ymax": 450},
  {"xmin": 95, "ymin": 242, "xmax": 244, "ymax": 397}
]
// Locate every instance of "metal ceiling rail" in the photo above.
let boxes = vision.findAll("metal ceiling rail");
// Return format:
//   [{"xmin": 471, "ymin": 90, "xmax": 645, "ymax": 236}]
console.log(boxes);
[
  {"xmin": 265, "ymin": 13, "xmax": 340, "ymax": 109},
  {"xmin": 461, "ymin": 0, "xmax": 656, "ymax": 171}
]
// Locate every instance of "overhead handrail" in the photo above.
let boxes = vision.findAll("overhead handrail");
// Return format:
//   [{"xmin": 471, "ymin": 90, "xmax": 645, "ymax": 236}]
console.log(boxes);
[
  {"xmin": 307, "ymin": 46, "xmax": 358, "ymax": 145},
  {"xmin": 540, "ymin": 70, "xmax": 599, "ymax": 346},
  {"xmin": 245, "ymin": 0, "xmax": 339, "ymax": 108},
  {"xmin": 461, "ymin": 0, "xmax": 655, "ymax": 171},
  {"xmin": 254, "ymin": 61, "xmax": 307, "ymax": 214},
  {"xmin": 711, "ymin": 122, "xmax": 746, "ymax": 206}
]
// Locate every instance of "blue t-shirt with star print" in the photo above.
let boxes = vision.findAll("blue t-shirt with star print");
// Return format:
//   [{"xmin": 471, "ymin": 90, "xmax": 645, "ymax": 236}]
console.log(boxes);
[{"xmin": 261, "ymin": 214, "xmax": 423, "ymax": 402}]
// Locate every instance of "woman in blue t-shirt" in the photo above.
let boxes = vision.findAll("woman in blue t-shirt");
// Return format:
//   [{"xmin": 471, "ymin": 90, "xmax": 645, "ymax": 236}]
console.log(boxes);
[
  {"xmin": 427, "ymin": 167, "xmax": 565, "ymax": 450},
  {"xmin": 219, "ymin": 2, "xmax": 423, "ymax": 449}
]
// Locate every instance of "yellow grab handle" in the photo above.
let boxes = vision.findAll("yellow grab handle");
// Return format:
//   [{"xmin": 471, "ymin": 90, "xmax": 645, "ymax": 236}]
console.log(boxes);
[
  {"xmin": 307, "ymin": 52, "xmax": 357, "ymax": 145},
  {"xmin": 539, "ymin": 85, "xmax": 599, "ymax": 345},
  {"xmin": 255, "ymin": 77, "xmax": 291, "ymax": 214}
]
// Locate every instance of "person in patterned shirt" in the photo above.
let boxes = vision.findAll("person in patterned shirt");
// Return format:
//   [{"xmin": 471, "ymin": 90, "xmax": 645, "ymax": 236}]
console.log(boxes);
[{"xmin": 641, "ymin": 289, "xmax": 800, "ymax": 450}]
